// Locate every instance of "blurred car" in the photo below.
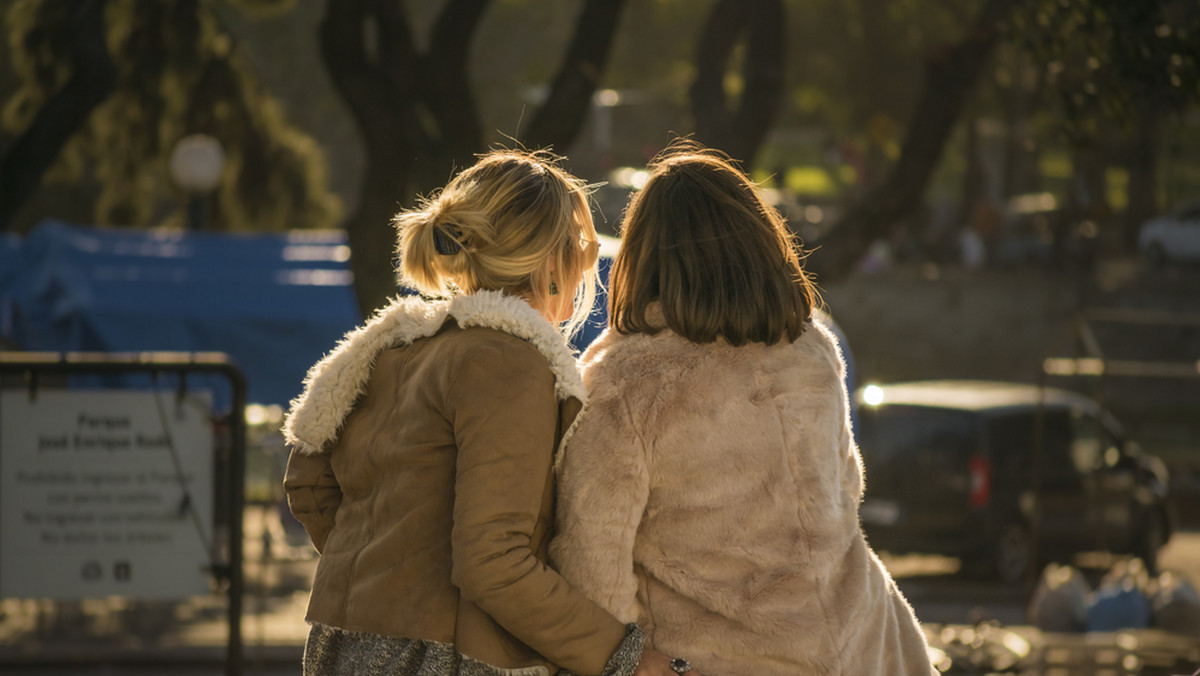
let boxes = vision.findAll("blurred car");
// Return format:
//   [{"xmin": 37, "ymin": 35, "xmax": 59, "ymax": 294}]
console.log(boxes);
[
  {"xmin": 854, "ymin": 380, "xmax": 1172, "ymax": 583},
  {"xmin": 1138, "ymin": 203, "xmax": 1200, "ymax": 266}
]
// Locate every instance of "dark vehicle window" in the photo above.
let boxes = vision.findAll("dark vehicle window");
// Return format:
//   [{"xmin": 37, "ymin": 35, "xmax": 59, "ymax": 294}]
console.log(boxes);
[
  {"xmin": 988, "ymin": 410, "xmax": 1078, "ymax": 488},
  {"xmin": 858, "ymin": 406, "xmax": 976, "ymax": 465}
]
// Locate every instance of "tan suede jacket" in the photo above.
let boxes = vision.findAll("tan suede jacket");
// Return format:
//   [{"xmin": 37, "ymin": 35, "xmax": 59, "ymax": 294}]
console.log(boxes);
[{"xmin": 282, "ymin": 292, "xmax": 629, "ymax": 675}]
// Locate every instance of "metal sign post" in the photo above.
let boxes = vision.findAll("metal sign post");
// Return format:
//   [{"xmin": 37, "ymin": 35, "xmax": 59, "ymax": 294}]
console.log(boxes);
[{"xmin": 0, "ymin": 352, "xmax": 247, "ymax": 676}]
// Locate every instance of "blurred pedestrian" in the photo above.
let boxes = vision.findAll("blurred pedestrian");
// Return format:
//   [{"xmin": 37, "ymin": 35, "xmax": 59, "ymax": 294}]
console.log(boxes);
[
  {"xmin": 960, "ymin": 225, "xmax": 986, "ymax": 270},
  {"xmin": 551, "ymin": 141, "xmax": 935, "ymax": 676},
  {"xmin": 969, "ymin": 196, "xmax": 1002, "ymax": 263},
  {"xmin": 282, "ymin": 149, "xmax": 698, "ymax": 676}
]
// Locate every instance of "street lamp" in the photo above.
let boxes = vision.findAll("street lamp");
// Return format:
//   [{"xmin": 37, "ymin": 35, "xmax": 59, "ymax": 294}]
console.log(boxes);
[{"xmin": 169, "ymin": 134, "xmax": 225, "ymax": 231}]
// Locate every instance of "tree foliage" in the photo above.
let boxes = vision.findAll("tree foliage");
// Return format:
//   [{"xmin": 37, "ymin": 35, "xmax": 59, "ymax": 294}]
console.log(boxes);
[
  {"xmin": 1013, "ymin": 0, "xmax": 1200, "ymax": 137},
  {"xmin": 803, "ymin": 0, "xmax": 1200, "ymax": 275},
  {"xmin": 0, "ymin": 0, "xmax": 341, "ymax": 232},
  {"xmin": 0, "ymin": 0, "xmax": 115, "ymax": 229},
  {"xmin": 5, "ymin": 0, "xmax": 1197, "ymax": 294}
]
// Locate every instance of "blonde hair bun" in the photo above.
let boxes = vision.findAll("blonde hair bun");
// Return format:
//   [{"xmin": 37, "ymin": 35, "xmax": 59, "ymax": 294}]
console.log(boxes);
[{"xmin": 393, "ymin": 149, "xmax": 600, "ymax": 337}]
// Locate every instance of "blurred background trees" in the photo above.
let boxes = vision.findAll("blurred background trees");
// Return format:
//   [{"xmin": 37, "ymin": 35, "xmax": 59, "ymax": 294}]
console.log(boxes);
[
  {"xmin": 316, "ymin": 0, "xmax": 627, "ymax": 314},
  {"xmin": 1013, "ymin": 0, "xmax": 1200, "ymax": 247},
  {"xmin": 1, "ymin": 0, "xmax": 1198, "ymax": 314},
  {"xmin": 0, "ymin": 0, "xmax": 342, "ymax": 235}
]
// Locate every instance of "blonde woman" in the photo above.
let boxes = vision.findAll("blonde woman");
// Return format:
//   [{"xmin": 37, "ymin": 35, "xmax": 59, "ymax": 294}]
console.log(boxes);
[
  {"xmin": 283, "ymin": 150, "xmax": 696, "ymax": 676},
  {"xmin": 551, "ymin": 142, "xmax": 936, "ymax": 675}
]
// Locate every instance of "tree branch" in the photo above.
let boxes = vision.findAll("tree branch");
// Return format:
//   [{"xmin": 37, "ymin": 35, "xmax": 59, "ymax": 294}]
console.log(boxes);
[
  {"xmin": 419, "ymin": 0, "xmax": 489, "ymax": 155},
  {"xmin": 427, "ymin": 0, "xmax": 490, "ymax": 69},
  {"xmin": 319, "ymin": 0, "xmax": 381, "ymax": 127},
  {"xmin": 689, "ymin": 0, "xmax": 784, "ymax": 165},
  {"xmin": 813, "ymin": 0, "xmax": 1019, "ymax": 278},
  {"xmin": 728, "ymin": 0, "xmax": 784, "ymax": 164},
  {"xmin": 372, "ymin": 0, "xmax": 419, "ymax": 94},
  {"xmin": 689, "ymin": 0, "xmax": 747, "ymax": 143},
  {"xmin": 523, "ymin": 0, "xmax": 629, "ymax": 150},
  {"xmin": 320, "ymin": 0, "xmax": 428, "ymax": 153}
]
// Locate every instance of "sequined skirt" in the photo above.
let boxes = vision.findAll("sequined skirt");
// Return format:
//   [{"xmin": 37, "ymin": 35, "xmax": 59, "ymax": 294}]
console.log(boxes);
[{"xmin": 302, "ymin": 623, "xmax": 552, "ymax": 676}]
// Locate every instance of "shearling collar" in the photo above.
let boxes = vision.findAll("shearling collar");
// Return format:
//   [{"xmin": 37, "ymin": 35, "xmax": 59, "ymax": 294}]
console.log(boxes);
[{"xmin": 282, "ymin": 290, "xmax": 586, "ymax": 455}]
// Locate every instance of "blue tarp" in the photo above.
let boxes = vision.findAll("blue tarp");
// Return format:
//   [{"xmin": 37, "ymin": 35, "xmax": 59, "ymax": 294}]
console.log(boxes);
[
  {"xmin": 1, "ymin": 221, "xmax": 853, "ymax": 414},
  {"xmin": 1, "ymin": 220, "xmax": 361, "ymax": 407},
  {"xmin": 0, "ymin": 221, "xmax": 618, "ymax": 409}
]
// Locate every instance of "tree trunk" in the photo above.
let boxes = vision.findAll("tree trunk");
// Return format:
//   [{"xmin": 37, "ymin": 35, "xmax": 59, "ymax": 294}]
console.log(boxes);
[
  {"xmin": 812, "ymin": 0, "xmax": 1018, "ymax": 279},
  {"xmin": 690, "ymin": 0, "xmax": 785, "ymax": 166},
  {"xmin": 1068, "ymin": 139, "xmax": 1109, "ymax": 225},
  {"xmin": 959, "ymin": 117, "xmax": 986, "ymax": 229},
  {"xmin": 1000, "ymin": 62, "xmax": 1044, "ymax": 199},
  {"xmin": 1124, "ymin": 105, "xmax": 1159, "ymax": 247},
  {"xmin": 523, "ymin": 0, "xmax": 629, "ymax": 151},
  {"xmin": 322, "ymin": 0, "xmax": 627, "ymax": 317},
  {"xmin": 0, "ymin": 0, "xmax": 116, "ymax": 232},
  {"xmin": 321, "ymin": 0, "xmax": 478, "ymax": 317}
]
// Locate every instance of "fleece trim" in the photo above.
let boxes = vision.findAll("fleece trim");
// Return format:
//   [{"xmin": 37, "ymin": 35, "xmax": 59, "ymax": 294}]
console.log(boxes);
[{"xmin": 281, "ymin": 290, "xmax": 586, "ymax": 456}]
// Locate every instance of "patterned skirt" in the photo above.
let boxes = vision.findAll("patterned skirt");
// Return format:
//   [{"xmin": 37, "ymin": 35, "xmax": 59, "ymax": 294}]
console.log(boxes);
[
  {"xmin": 302, "ymin": 622, "xmax": 646, "ymax": 676},
  {"xmin": 302, "ymin": 623, "xmax": 552, "ymax": 676}
]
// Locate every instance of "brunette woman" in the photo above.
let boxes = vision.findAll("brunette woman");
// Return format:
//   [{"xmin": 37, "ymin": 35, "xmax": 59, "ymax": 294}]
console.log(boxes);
[{"xmin": 551, "ymin": 141, "xmax": 935, "ymax": 675}]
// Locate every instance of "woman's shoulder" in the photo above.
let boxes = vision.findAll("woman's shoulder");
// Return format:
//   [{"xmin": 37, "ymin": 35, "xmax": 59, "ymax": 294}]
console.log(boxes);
[
  {"xmin": 585, "ymin": 320, "xmax": 842, "ymax": 369},
  {"xmin": 798, "ymin": 315, "xmax": 848, "ymax": 374},
  {"xmin": 579, "ymin": 328, "xmax": 686, "ymax": 380},
  {"xmin": 444, "ymin": 291, "xmax": 586, "ymax": 401}
]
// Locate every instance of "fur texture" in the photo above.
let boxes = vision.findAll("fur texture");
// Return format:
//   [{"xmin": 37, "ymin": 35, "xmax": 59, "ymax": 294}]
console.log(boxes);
[
  {"xmin": 282, "ymin": 290, "xmax": 586, "ymax": 456},
  {"xmin": 551, "ymin": 319, "xmax": 935, "ymax": 676}
]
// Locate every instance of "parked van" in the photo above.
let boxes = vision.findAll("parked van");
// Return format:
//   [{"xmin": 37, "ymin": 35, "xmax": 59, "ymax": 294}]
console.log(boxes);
[{"xmin": 854, "ymin": 380, "xmax": 1172, "ymax": 583}]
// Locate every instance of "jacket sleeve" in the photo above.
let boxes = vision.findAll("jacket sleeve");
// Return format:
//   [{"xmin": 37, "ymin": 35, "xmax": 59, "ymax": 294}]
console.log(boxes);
[
  {"xmin": 447, "ymin": 339, "xmax": 629, "ymax": 676},
  {"xmin": 550, "ymin": 378, "xmax": 650, "ymax": 626},
  {"xmin": 283, "ymin": 449, "xmax": 342, "ymax": 554}
]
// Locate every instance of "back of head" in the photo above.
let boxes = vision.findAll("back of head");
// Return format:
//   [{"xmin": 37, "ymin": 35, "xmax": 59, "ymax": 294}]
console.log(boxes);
[
  {"xmin": 609, "ymin": 140, "xmax": 817, "ymax": 346},
  {"xmin": 395, "ymin": 149, "xmax": 599, "ymax": 337}
]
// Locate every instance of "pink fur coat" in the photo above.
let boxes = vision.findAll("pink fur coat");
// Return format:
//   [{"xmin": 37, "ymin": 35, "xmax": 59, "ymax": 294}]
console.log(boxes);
[{"xmin": 550, "ymin": 317, "xmax": 936, "ymax": 675}]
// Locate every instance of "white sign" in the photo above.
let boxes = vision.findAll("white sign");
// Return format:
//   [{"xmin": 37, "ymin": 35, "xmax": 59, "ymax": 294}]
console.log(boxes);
[{"xmin": 1, "ymin": 390, "xmax": 215, "ymax": 600}]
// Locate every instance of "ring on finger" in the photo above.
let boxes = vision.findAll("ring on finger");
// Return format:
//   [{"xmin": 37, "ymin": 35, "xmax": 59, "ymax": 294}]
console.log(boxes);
[{"xmin": 669, "ymin": 657, "xmax": 693, "ymax": 673}]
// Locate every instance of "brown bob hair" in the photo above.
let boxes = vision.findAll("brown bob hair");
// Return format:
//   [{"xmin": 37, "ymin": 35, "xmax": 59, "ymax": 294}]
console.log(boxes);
[{"xmin": 608, "ymin": 141, "xmax": 818, "ymax": 346}]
